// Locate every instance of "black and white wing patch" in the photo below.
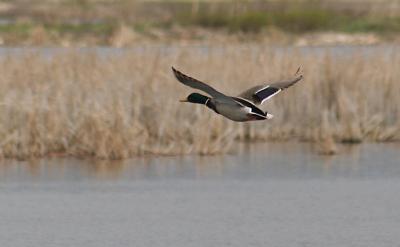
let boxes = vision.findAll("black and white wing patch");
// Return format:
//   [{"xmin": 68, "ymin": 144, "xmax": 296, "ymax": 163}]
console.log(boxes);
[
  {"xmin": 237, "ymin": 74, "xmax": 303, "ymax": 105},
  {"xmin": 232, "ymin": 97, "xmax": 266, "ymax": 118},
  {"xmin": 253, "ymin": 86, "xmax": 281, "ymax": 104}
]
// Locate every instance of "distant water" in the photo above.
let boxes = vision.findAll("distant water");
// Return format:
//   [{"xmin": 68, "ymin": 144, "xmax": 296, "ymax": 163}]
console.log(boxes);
[
  {"xmin": 1, "ymin": 143, "xmax": 400, "ymax": 247},
  {"xmin": 0, "ymin": 44, "xmax": 398, "ymax": 59}
]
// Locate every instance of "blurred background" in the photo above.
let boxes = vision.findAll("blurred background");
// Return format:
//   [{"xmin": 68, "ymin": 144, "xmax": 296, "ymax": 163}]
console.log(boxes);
[
  {"xmin": 0, "ymin": 0, "xmax": 399, "ymax": 46},
  {"xmin": 1, "ymin": 2, "xmax": 400, "ymax": 247},
  {"xmin": 0, "ymin": 0, "xmax": 398, "ymax": 159}
]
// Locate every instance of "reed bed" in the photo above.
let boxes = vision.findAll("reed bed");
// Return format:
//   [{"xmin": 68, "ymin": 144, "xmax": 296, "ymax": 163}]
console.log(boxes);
[{"xmin": 0, "ymin": 46, "xmax": 399, "ymax": 159}]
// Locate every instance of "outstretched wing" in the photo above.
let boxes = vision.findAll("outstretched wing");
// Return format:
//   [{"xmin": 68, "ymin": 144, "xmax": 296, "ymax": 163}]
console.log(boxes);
[
  {"xmin": 238, "ymin": 74, "xmax": 303, "ymax": 105},
  {"xmin": 172, "ymin": 67, "xmax": 229, "ymax": 99}
]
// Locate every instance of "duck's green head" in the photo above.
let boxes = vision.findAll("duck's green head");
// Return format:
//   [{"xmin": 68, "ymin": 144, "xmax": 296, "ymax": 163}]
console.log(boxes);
[{"xmin": 180, "ymin": 93, "xmax": 210, "ymax": 105}]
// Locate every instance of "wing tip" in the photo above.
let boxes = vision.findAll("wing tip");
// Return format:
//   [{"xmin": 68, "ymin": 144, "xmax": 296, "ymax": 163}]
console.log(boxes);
[
  {"xmin": 171, "ymin": 66, "xmax": 195, "ymax": 84},
  {"xmin": 294, "ymin": 66, "xmax": 301, "ymax": 76},
  {"xmin": 171, "ymin": 66, "xmax": 182, "ymax": 79},
  {"xmin": 294, "ymin": 66, "xmax": 304, "ymax": 81}
]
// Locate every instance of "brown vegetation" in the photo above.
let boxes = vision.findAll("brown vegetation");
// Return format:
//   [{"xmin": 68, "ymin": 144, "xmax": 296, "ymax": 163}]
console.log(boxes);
[
  {"xmin": 0, "ymin": 0, "xmax": 399, "ymax": 46},
  {"xmin": 0, "ymin": 46, "xmax": 399, "ymax": 159}
]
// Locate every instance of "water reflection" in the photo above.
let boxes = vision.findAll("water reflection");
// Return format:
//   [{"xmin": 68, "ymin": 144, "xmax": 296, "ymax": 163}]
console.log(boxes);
[
  {"xmin": 0, "ymin": 143, "xmax": 399, "ymax": 182},
  {"xmin": 83, "ymin": 159, "xmax": 127, "ymax": 179}
]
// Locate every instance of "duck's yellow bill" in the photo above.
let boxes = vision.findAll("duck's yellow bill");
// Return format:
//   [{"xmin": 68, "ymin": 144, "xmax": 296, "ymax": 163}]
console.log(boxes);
[{"xmin": 179, "ymin": 99, "xmax": 188, "ymax": 102}]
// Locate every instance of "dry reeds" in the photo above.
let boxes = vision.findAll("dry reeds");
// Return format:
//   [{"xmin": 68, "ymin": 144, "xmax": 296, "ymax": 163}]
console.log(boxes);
[{"xmin": 0, "ymin": 46, "xmax": 398, "ymax": 159}]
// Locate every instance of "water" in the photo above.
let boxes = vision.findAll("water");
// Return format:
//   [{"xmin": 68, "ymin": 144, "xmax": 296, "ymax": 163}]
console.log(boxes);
[
  {"xmin": 0, "ymin": 44, "xmax": 398, "ymax": 59},
  {"xmin": 1, "ymin": 143, "xmax": 400, "ymax": 247}
]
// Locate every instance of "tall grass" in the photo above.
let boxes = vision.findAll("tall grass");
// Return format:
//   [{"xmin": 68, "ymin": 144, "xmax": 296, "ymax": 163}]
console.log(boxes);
[{"xmin": 0, "ymin": 46, "xmax": 399, "ymax": 159}]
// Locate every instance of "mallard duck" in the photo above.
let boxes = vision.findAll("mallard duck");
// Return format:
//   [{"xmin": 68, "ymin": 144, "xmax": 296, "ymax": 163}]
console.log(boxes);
[{"xmin": 172, "ymin": 66, "xmax": 303, "ymax": 122}]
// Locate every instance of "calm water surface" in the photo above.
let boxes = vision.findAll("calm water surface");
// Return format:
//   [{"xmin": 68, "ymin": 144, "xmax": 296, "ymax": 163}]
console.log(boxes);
[
  {"xmin": 0, "ymin": 44, "xmax": 398, "ymax": 58},
  {"xmin": 0, "ymin": 143, "xmax": 400, "ymax": 247}
]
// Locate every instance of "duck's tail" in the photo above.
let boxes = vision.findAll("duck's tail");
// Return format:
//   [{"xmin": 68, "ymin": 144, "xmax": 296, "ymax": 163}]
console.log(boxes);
[{"xmin": 265, "ymin": 112, "xmax": 274, "ymax": 119}]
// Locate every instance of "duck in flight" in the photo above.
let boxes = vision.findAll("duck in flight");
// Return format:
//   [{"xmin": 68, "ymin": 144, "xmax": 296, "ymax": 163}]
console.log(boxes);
[{"xmin": 172, "ymin": 67, "xmax": 303, "ymax": 122}]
